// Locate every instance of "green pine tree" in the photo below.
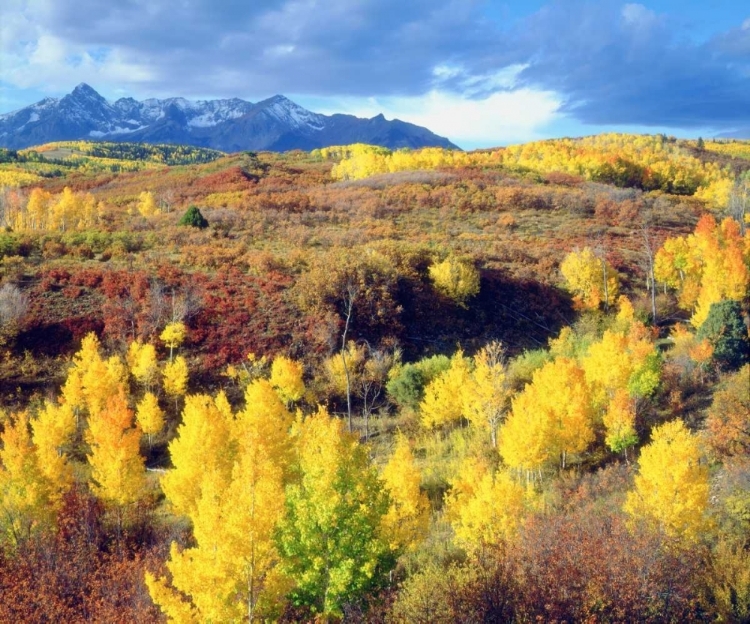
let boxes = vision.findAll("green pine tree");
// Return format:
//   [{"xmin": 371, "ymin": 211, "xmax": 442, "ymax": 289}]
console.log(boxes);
[{"xmin": 178, "ymin": 205, "xmax": 209, "ymax": 229}]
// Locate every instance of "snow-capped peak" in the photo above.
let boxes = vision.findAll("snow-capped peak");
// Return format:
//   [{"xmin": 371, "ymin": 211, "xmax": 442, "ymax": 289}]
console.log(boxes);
[
  {"xmin": 258, "ymin": 95, "xmax": 325, "ymax": 131},
  {"xmin": 0, "ymin": 84, "xmax": 457, "ymax": 151}
]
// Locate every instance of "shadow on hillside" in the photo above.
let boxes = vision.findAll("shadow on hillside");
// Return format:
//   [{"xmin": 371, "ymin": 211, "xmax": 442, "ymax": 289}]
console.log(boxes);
[
  {"xmin": 397, "ymin": 267, "xmax": 575, "ymax": 359},
  {"xmin": 18, "ymin": 319, "xmax": 105, "ymax": 357}
]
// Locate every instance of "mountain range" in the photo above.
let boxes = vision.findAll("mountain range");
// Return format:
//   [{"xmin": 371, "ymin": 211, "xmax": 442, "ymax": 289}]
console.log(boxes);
[{"xmin": 0, "ymin": 84, "xmax": 458, "ymax": 152}]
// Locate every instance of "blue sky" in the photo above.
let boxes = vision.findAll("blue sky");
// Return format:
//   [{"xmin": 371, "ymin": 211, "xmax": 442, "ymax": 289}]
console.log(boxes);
[{"xmin": 1, "ymin": 0, "xmax": 749, "ymax": 148}]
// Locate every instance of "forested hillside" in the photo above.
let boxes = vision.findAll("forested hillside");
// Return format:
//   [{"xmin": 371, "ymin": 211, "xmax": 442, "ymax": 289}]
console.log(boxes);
[{"xmin": 0, "ymin": 135, "xmax": 748, "ymax": 622}]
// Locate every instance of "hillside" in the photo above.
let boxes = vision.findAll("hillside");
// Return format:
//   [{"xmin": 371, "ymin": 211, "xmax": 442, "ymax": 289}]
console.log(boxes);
[{"xmin": 0, "ymin": 134, "xmax": 748, "ymax": 622}]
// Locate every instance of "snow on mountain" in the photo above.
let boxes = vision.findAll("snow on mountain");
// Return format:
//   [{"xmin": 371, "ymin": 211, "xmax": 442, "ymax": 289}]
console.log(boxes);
[
  {"xmin": 0, "ymin": 84, "xmax": 458, "ymax": 151},
  {"xmin": 186, "ymin": 99, "xmax": 255, "ymax": 128},
  {"xmin": 258, "ymin": 95, "xmax": 326, "ymax": 131},
  {"xmin": 0, "ymin": 98, "xmax": 59, "ymax": 123}
]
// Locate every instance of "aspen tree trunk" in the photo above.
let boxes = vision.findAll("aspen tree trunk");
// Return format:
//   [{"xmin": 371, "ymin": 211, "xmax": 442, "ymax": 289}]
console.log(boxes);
[
  {"xmin": 640, "ymin": 220, "xmax": 658, "ymax": 324},
  {"xmin": 601, "ymin": 258, "xmax": 610, "ymax": 310},
  {"xmin": 341, "ymin": 285, "xmax": 356, "ymax": 433}
]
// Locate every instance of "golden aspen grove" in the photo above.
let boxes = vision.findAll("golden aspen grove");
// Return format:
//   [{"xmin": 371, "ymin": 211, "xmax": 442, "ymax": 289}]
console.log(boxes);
[{"xmin": 0, "ymin": 134, "xmax": 748, "ymax": 623}]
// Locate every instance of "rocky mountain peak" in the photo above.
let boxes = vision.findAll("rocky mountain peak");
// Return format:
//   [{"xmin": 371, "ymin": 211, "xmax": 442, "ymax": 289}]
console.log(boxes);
[{"xmin": 0, "ymin": 85, "xmax": 458, "ymax": 151}]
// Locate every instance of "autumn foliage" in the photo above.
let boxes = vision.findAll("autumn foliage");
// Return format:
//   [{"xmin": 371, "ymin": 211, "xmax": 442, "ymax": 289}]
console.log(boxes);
[{"xmin": 0, "ymin": 136, "xmax": 749, "ymax": 621}]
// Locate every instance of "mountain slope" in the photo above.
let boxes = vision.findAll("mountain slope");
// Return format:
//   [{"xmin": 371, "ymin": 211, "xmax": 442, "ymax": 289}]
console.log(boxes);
[{"xmin": 0, "ymin": 84, "xmax": 458, "ymax": 151}]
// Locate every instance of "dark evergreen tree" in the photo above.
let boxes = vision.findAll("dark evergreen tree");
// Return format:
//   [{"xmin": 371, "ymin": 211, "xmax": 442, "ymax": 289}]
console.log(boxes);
[
  {"xmin": 178, "ymin": 205, "xmax": 209, "ymax": 229},
  {"xmin": 697, "ymin": 300, "xmax": 750, "ymax": 370}
]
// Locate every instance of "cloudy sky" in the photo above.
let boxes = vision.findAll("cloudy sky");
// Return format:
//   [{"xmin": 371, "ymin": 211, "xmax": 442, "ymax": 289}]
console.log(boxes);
[{"xmin": 1, "ymin": 0, "xmax": 749, "ymax": 148}]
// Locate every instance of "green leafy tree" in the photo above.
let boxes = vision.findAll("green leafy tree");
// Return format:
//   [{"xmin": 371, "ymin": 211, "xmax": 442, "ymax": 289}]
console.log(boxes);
[
  {"xmin": 276, "ymin": 407, "xmax": 394, "ymax": 618},
  {"xmin": 386, "ymin": 354, "xmax": 451, "ymax": 411}
]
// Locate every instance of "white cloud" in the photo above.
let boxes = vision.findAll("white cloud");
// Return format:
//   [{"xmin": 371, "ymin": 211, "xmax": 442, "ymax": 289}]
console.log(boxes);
[
  {"xmin": 264, "ymin": 44, "xmax": 296, "ymax": 58},
  {"xmin": 432, "ymin": 64, "xmax": 463, "ymax": 80},
  {"xmin": 312, "ymin": 87, "xmax": 562, "ymax": 148},
  {"xmin": 1, "ymin": 32, "xmax": 156, "ymax": 92},
  {"xmin": 621, "ymin": 3, "xmax": 657, "ymax": 27},
  {"xmin": 459, "ymin": 64, "xmax": 528, "ymax": 94}
]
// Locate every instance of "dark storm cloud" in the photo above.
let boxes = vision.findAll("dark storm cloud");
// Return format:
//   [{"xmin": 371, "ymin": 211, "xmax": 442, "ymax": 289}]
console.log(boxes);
[
  {"xmin": 27, "ymin": 0, "xmax": 501, "ymax": 97},
  {"xmin": 509, "ymin": 2, "xmax": 750, "ymax": 128},
  {"xmin": 9, "ymin": 0, "xmax": 750, "ymax": 131}
]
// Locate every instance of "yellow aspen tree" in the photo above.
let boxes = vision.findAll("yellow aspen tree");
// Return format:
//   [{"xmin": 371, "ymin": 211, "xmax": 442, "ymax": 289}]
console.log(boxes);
[
  {"xmin": 499, "ymin": 357, "xmax": 594, "ymax": 475},
  {"xmin": 161, "ymin": 321, "xmax": 187, "ymax": 362},
  {"xmin": 163, "ymin": 355, "xmax": 189, "ymax": 400},
  {"xmin": 462, "ymin": 342, "xmax": 509, "ymax": 447},
  {"xmin": 160, "ymin": 394, "xmax": 234, "ymax": 518},
  {"xmin": 51, "ymin": 186, "xmax": 81, "ymax": 232},
  {"xmin": 602, "ymin": 388, "xmax": 638, "ymax": 455},
  {"xmin": 30, "ymin": 401, "xmax": 76, "ymax": 497},
  {"xmin": 106, "ymin": 354, "xmax": 129, "ymax": 387},
  {"xmin": 655, "ymin": 215, "xmax": 750, "ymax": 327},
  {"xmin": 428, "ymin": 256, "xmax": 480, "ymax": 307},
  {"xmin": 0, "ymin": 412, "xmax": 54, "ymax": 546},
  {"xmin": 498, "ymin": 385, "xmax": 555, "ymax": 477},
  {"xmin": 68, "ymin": 332, "xmax": 105, "ymax": 389},
  {"xmin": 269, "ymin": 355, "xmax": 305, "ymax": 405},
  {"xmin": 445, "ymin": 461, "xmax": 526, "ymax": 551},
  {"xmin": 86, "ymin": 388, "xmax": 146, "ymax": 508},
  {"xmin": 220, "ymin": 433, "xmax": 291, "ymax": 621},
  {"xmin": 548, "ymin": 326, "xmax": 581, "ymax": 359},
  {"xmin": 80, "ymin": 192, "xmax": 98, "ymax": 228},
  {"xmin": 692, "ymin": 216, "xmax": 750, "ymax": 327},
  {"xmin": 64, "ymin": 332, "xmax": 127, "ymax": 417},
  {"xmin": 624, "ymin": 419, "xmax": 709, "ymax": 542},
  {"xmin": 149, "ymin": 387, "xmax": 291, "ymax": 622},
  {"xmin": 380, "ymin": 433, "xmax": 430, "ymax": 553},
  {"xmin": 560, "ymin": 247, "xmax": 619, "ymax": 310},
  {"xmin": 582, "ymin": 326, "xmax": 660, "ymax": 455},
  {"xmin": 582, "ymin": 331, "xmax": 633, "ymax": 407},
  {"xmin": 323, "ymin": 340, "xmax": 365, "ymax": 398},
  {"xmin": 25, "ymin": 187, "xmax": 52, "ymax": 230},
  {"xmin": 539, "ymin": 357, "xmax": 594, "ymax": 468},
  {"xmin": 654, "ymin": 236, "xmax": 702, "ymax": 309},
  {"xmin": 237, "ymin": 379, "xmax": 293, "ymax": 473},
  {"xmin": 213, "ymin": 390, "xmax": 233, "ymax": 422},
  {"xmin": 147, "ymin": 442, "xmax": 289, "ymax": 623},
  {"xmin": 148, "ymin": 473, "xmax": 241, "ymax": 624},
  {"xmin": 611, "ymin": 295, "xmax": 643, "ymax": 335},
  {"xmin": 420, "ymin": 350, "xmax": 471, "ymax": 428},
  {"xmin": 615, "ymin": 295, "xmax": 636, "ymax": 325},
  {"xmin": 60, "ymin": 367, "xmax": 85, "ymax": 418},
  {"xmin": 127, "ymin": 340, "xmax": 159, "ymax": 390},
  {"xmin": 137, "ymin": 191, "xmax": 159, "ymax": 217},
  {"xmin": 79, "ymin": 353, "xmax": 128, "ymax": 416},
  {"xmin": 136, "ymin": 392, "xmax": 165, "ymax": 446},
  {"xmin": 143, "ymin": 574, "xmax": 198, "ymax": 623}
]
